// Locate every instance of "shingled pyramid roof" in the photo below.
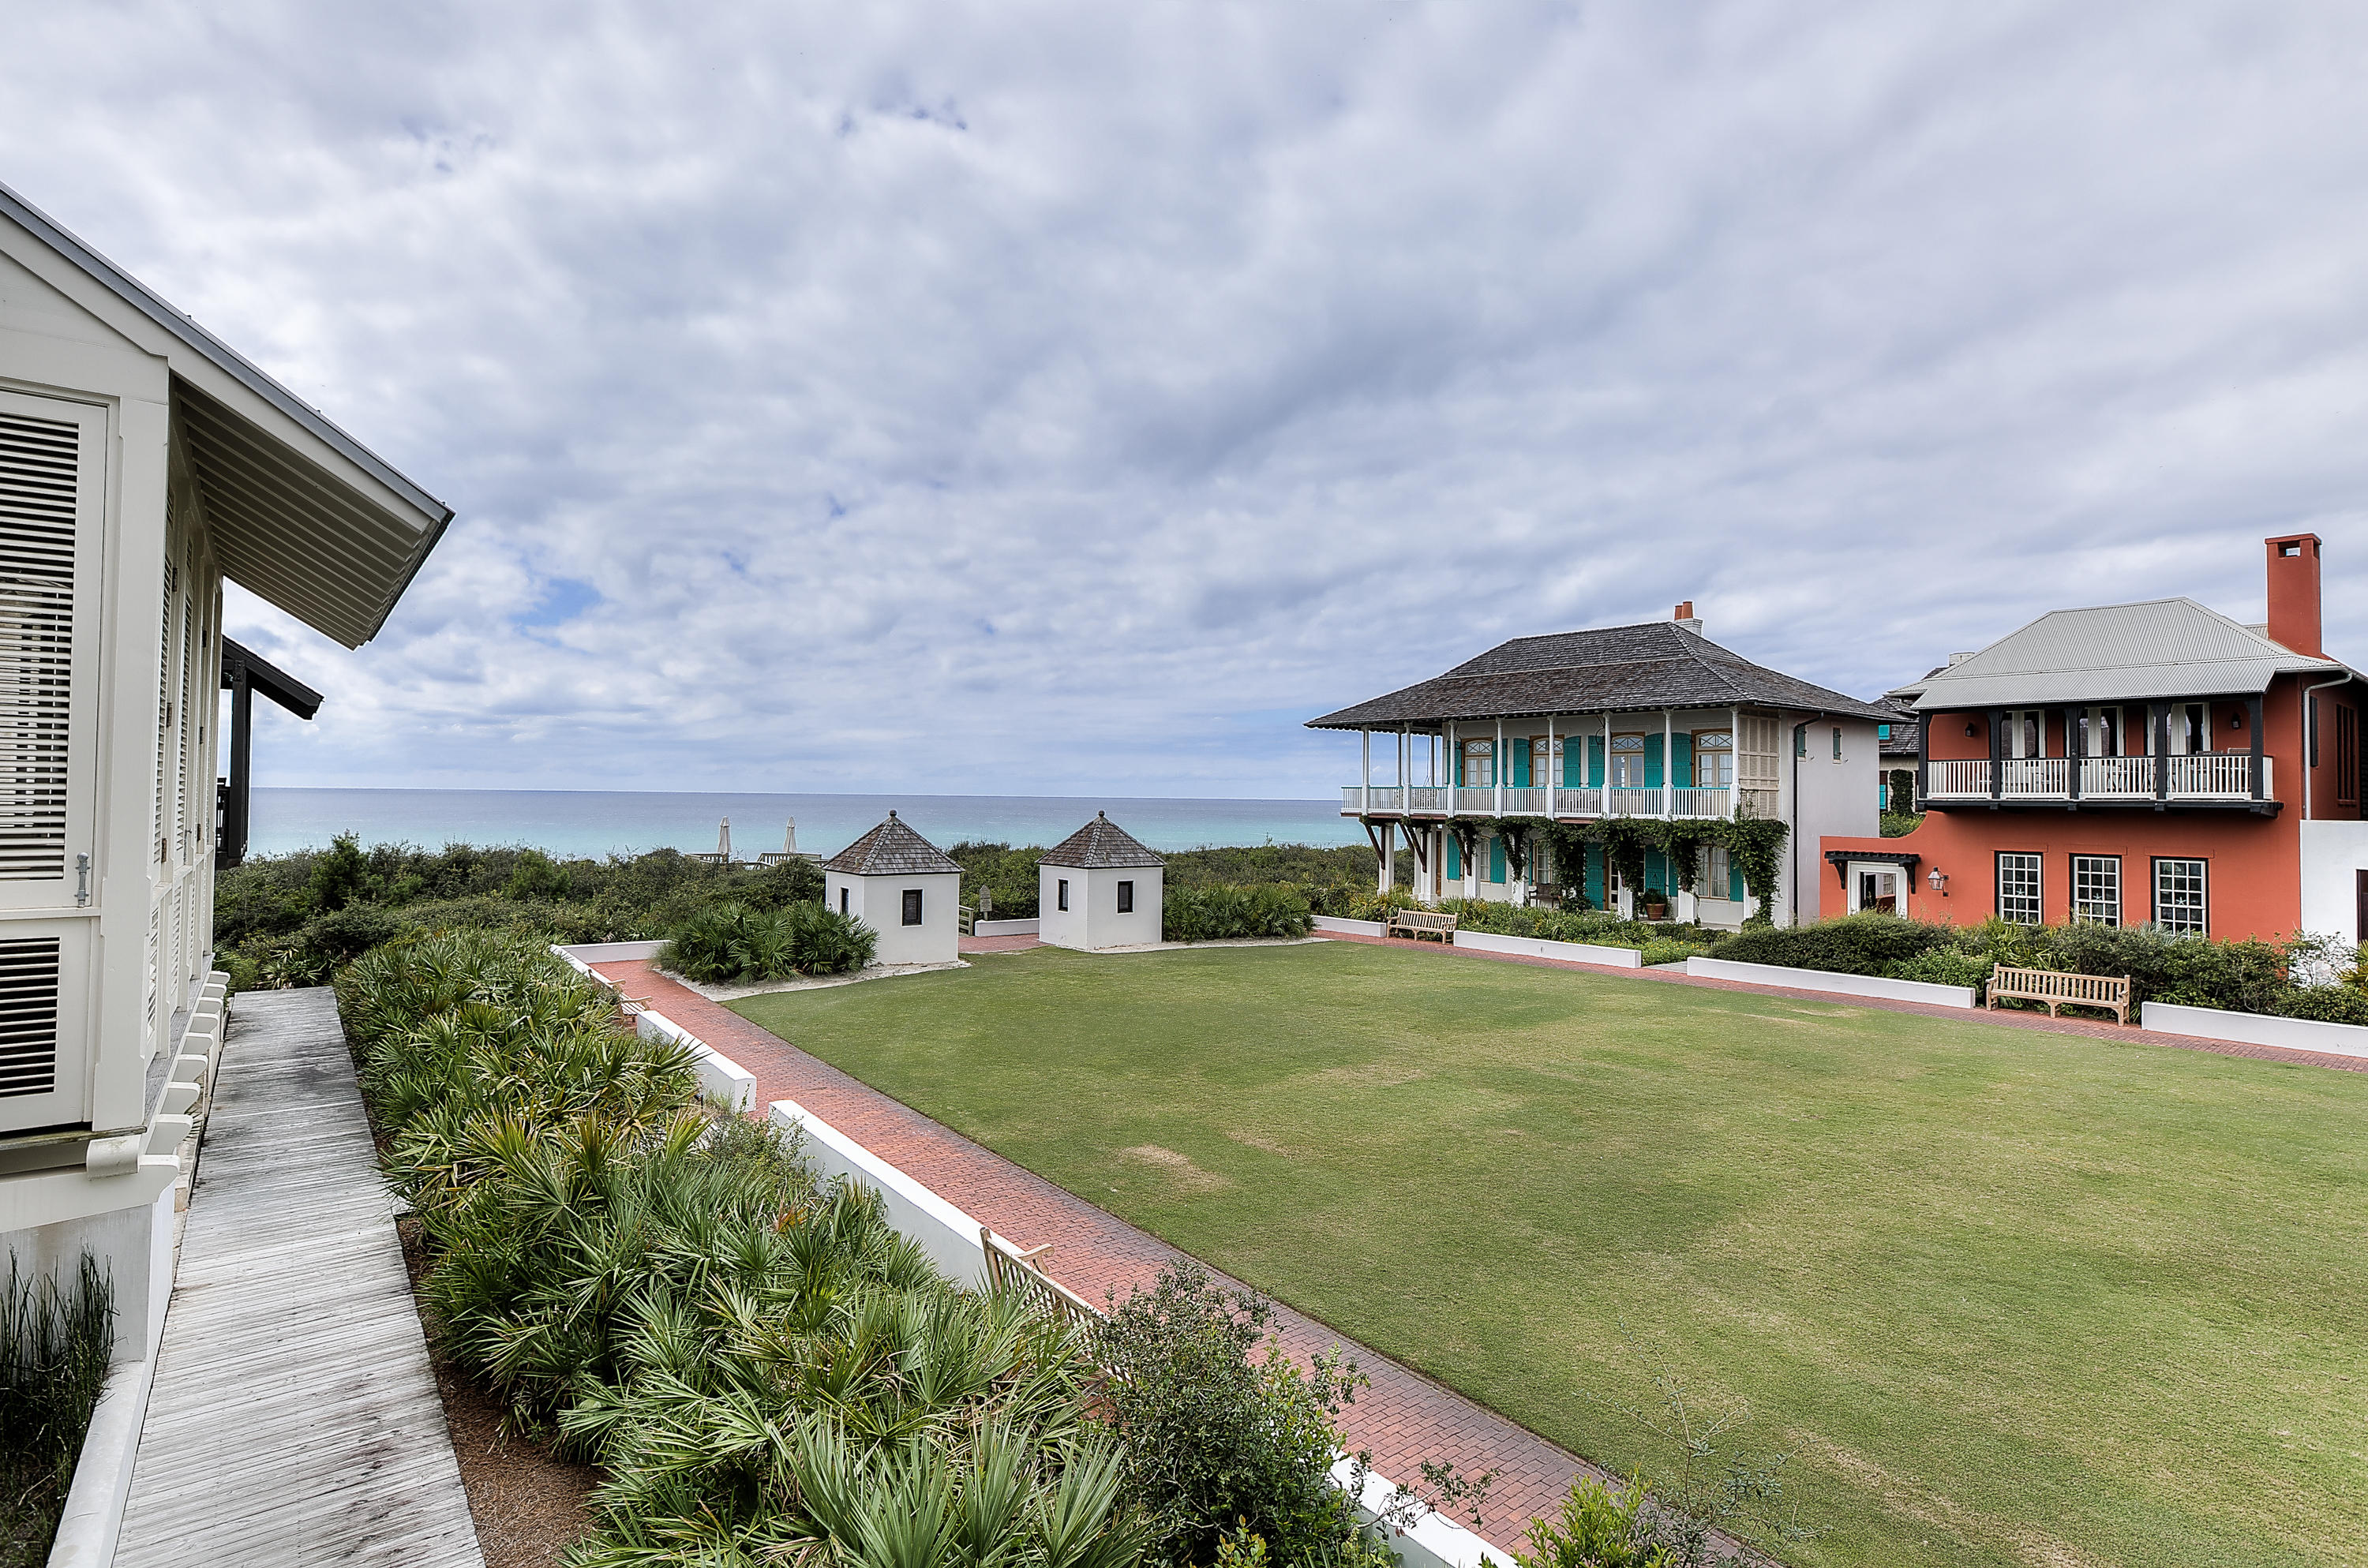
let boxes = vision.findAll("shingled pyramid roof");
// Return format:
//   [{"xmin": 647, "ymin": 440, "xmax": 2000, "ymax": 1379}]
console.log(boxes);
[
  {"xmin": 822, "ymin": 811, "xmax": 961, "ymax": 876},
  {"xmin": 1038, "ymin": 811, "xmax": 1164, "ymax": 869}
]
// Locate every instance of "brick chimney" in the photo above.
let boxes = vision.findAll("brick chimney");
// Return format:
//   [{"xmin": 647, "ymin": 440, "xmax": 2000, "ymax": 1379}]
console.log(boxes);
[{"xmin": 2265, "ymin": 534, "xmax": 2323, "ymax": 657}]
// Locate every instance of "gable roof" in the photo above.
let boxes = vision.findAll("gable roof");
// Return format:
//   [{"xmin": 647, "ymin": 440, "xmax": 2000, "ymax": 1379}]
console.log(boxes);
[
  {"xmin": 1039, "ymin": 811, "xmax": 1164, "ymax": 869},
  {"xmin": 1306, "ymin": 620, "xmax": 1897, "ymax": 731},
  {"xmin": 0, "ymin": 178, "xmax": 452, "ymax": 649},
  {"xmin": 822, "ymin": 812, "xmax": 961, "ymax": 876},
  {"xmin": 1905, "ymin": 598, "xmax": 2353, "ymax": 710}
]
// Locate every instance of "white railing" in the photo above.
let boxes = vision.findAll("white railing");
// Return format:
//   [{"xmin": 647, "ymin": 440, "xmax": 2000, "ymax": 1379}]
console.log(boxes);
[
  {"xmin": 1453, "ymin": 787, "xmax": 1496, "ymax": 812},
  {"xmin": 1925, "ymin": 754, "xmax": 2269, "ymax": 802},
  {"xmin": 2078, "ymin": 757, "xmax": 2153, "ymax": 797},
  {"xmin": 1606, "ymin": 787, "xmax": 1660, "ymax": 817},
  {"xmin": 1553, "ymin": 787, "xmax": 1604, "ymax": 817},
  {"xmin": 1407, "ymin": 785, "xmax": 1448, "ymax": 813},
  {"xmin": 1669, "ymin": 787, "xmax": 1733, "ymax": 818},
  {"xmin": 1501, "ymin": 786, "xmax": 1547, "ymax": 814}
]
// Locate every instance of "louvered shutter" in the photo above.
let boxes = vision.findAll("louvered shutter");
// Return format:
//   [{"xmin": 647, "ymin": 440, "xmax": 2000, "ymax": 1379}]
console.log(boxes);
[{"xmin": 0, "ymin": 391, "xmax": 103, "ymax": 1131}]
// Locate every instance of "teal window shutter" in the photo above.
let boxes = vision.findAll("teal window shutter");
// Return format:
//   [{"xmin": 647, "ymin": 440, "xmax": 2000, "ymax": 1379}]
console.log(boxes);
[
  {"xmin": 1644, "ymin": 735, "xmax": 1665, "ymax": 789},
  {"xmin": 1447, "ymin": 836, "xmax": 1461, "ymax": 879},
  {"xmin": 1585, "ymin": 844, "xmax": 1605, "ymax": 906},
  {"xmin": 1489, "ymin": 836, "xmax": 1505, "ymax": 883},
  {"xmin": 1729, "ymin": 858, "xmax": 1746, "ymax": 901},
  {"xmin": 1588, "ymin": 735, "xmax": 1604, "ymax": 787},
  {"xmin": 1673, "ymin": 732, "xmax": 1694, "ymax": 788}
]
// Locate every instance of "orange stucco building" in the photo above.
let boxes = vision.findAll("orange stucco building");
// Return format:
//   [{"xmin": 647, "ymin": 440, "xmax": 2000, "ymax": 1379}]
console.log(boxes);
[{"xmin": 1821, "ymin": 536, "xmax": 2366, "ymax": 942}]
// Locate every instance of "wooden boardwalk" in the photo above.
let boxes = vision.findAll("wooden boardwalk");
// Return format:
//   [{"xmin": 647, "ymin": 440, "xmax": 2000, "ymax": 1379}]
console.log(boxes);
[{"xmin": 116, "ymin": 988, "xmax": 485, "ymax": 1568}]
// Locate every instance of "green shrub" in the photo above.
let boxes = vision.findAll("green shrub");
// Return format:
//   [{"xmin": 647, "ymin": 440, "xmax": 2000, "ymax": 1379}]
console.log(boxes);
[
  {"xmin": 2272, "ymin": 986, "xmax": 2368, "ymax": 1026},
  {"xmin": 0, "ymin": 1256, "xmax": 113, "ymax": 1566},
  {"xmin": 1511, "ymin": 1474, "xmax": 1680, "ymax": 1568},
  {"xmin": 1163, "ymin": 885, "xmax": 1313, "ymax": 942},
  {"xmin": 1092, "ymin": 1263, "xmax": 1367, "ymax": 1568},
  {"xmin": 1448, "ymin": 900, "xmax": 1706, "ymax": 952},
  {"xmin": 949, "ymin": 840, "xmax": 1047, "ymax": 919},
  {"xmin": 1714, "ymin": 913, "xmax": 1952, "ymax": 975},
  {"xmin": 659, "ymin": 900, "xmax": 878, "ymax": 983},
  {"xmin": 1878, "ymin": 812, "xmax": 1924, "ymax": 838},
  {"xmin": 1887, "ymin": 948, "xmax": 1995, "ymax": 990}
]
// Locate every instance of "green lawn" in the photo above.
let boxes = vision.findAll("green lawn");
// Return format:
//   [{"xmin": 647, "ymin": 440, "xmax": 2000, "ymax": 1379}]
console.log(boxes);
[{"xmin": 731, "ymin": 943, "xmax": 2368, "ymax": 1568}]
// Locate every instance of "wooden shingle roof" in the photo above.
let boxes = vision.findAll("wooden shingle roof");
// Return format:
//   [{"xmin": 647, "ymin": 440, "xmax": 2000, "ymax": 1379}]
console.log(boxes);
[
  {"xmin": 1039, "ymin": 812, "xmax": 1164, "ymax": 870},
  {"xmin": 822, "ymin": 811, "xmax": 961, "ymax": 876},
  {"xmin": 1306, "ymin": 620, "xmax": 1896, "ymax": 731}
]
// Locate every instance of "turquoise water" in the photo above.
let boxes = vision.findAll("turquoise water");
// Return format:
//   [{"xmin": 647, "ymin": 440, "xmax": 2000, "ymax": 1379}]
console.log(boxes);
[{"xmin": 246, "ymin": 788, "xmax": 1360, "ymax": 859}]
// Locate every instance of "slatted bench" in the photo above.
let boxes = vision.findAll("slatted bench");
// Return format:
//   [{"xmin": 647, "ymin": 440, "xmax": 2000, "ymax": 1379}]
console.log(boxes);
[
  {"xmin": 1988, "ymin": 966, "xmax": 2132, "ymax": 1025},
  {"xmin": 1388, "ymin": 909, "xmax": 1459, "ymax": 943}
]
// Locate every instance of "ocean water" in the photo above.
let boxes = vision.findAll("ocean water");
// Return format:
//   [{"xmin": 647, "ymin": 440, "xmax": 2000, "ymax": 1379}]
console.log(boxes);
[{"xmin": 245, "ymin": 788, "xmax": 1361, "ymax": 860}]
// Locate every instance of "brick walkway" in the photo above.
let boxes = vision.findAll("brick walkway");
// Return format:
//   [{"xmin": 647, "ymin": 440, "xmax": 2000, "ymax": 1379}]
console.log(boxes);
[
  {"xmin": 1305, "ymin": 930, "xmax": 2368, "ymax": 1073},
  {"xmin": 594, "ymin": 956, "xmax": 1604, "ymax": 1554},
  {"xmin": 961, "ymin": 933, "xmax": 1043, "ymax": 954}
]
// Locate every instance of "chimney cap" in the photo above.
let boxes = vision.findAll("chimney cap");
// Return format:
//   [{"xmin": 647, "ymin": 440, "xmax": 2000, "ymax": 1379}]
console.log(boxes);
[{"xmin": 1673, "ymin": 600, "xmax": 1694, "ymax": 620}]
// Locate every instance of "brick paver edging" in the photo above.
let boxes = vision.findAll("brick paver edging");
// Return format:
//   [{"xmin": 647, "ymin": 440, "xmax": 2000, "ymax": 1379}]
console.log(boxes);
[
  {"xmin": 592, "ymin": 957, "xmax": 1619, "ymax": 1556},
  {"xmin": 1310, "ymin": 930, "xmax": 2368, "ymax": 1073}
]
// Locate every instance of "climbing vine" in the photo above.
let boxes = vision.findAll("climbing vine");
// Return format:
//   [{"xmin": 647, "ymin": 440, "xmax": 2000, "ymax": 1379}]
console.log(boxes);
[{"xmin": 1496, "ymin": 813, "xmax": 1789, "ymax": 922}]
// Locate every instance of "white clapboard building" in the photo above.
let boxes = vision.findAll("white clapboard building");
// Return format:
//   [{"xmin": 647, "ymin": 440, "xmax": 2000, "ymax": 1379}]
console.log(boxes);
[{"xmin": 0, "ymin": 181, "xmax": 450, "ymax": 1360}]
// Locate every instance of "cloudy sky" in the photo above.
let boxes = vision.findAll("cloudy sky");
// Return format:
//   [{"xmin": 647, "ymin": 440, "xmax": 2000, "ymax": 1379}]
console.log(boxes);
[{"xmin": 6, "ymin": 2, "xmax": 2364, "ymax": 796}]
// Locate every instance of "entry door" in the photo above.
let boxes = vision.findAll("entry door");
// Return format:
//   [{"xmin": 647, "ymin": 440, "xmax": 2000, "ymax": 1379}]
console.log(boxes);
[{"xmin": 0, "ymin": 392, "xmax": 105, "ymax": 911}]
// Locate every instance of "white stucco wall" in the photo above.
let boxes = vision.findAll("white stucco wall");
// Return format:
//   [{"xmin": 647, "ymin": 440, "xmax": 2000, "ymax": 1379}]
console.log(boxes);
[
  {"xmin": 826, "ymin": 870, "xmax": 961, "ymax": 966},
  {"xmin": 1784, "ymin": 717, "xmax": 1881, "ymax": 927},
  {"xmin": 1039, "ymin": 864, "xmax": 1164, "ymax": 949},
  {"xmin": 2299, "ymin": 820, "xmax": 2368, "ymax": 943}
]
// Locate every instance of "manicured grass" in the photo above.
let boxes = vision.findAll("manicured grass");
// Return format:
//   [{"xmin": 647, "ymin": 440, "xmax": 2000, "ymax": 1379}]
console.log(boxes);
[{"xmin": 732, "ymin": 943, "xmax": 2368, "ymax": 1568}]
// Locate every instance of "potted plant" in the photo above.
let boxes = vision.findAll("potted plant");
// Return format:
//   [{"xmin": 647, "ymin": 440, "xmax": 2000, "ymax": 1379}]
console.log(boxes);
[{"xmin": 1643, "ymin": 893, "xmax": 1669, "ymax": 921}]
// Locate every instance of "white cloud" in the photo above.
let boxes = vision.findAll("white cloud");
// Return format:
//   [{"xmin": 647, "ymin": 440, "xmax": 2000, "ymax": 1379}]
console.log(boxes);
[{"xmin": 10, "ymin": 0, "xmax": 2367, "ymax": 794}]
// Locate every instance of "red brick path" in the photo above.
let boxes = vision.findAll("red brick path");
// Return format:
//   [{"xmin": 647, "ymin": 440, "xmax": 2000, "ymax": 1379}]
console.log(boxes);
[
  {"xmin": 595, "ymin": 956, "xmax": 1600, "ymax": 1553},
  {"xmin": 1307, "ymin": 930, "xmax": 2368, "ymax": 1073}
]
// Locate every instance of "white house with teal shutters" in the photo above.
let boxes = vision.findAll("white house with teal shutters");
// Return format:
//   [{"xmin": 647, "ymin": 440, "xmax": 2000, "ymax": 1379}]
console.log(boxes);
[
  {"xmin": 0, "ymin": 181, "xmax": 451, "ymax": 1364},
  {"xmin": 1306, "ymin": 605, "xmax": 1893, "ymax": 928}
]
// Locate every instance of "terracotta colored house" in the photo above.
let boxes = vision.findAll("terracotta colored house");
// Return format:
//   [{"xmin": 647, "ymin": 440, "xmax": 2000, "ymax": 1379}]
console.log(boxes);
[{"xmin": 1820, "ymin": 536, "xmax": 2365, "ymax": 941}]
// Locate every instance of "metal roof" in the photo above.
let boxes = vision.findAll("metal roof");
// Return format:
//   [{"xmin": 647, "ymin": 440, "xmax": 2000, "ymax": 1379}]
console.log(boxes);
[
  {"xmin": 1306, "ymin": 620, "xmax": 1898, "ymax": 731},
  {"xmin": 1038, "ymin": 812, "xmax": 1165, "ymax": 869},
  {"xmin": 0, "ymin": 179, "xmax": 453, "ymax": 648},
  {"xmin": 822, "ymin": 812, "xmax": 962, "ymax": 877},
  {"xmin": 1909, "ymin": 598, "xmax": 2353, "ymax": 710}
]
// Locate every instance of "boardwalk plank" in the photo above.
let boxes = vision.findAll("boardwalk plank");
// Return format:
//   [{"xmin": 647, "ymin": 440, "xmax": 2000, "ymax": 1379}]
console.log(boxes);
[{"xmin": 115, "ymin": 988, "xmax": 485, "ymax": 1568}]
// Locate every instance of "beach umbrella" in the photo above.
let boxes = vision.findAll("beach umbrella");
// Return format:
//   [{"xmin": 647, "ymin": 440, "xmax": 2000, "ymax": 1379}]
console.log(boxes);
[{"xmin": 718, "ymin": 818, "xmax": 732, "ymax": 861}]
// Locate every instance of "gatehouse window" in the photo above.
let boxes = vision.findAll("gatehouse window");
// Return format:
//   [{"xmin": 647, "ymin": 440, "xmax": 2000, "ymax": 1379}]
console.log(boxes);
[
  {"xmin": 901, "ymin": 889, "xmax": 924, "ymax": 926},
  {"xmin": 1118, "ymin": 880, "xmax": 1134, "ymax": 913}
]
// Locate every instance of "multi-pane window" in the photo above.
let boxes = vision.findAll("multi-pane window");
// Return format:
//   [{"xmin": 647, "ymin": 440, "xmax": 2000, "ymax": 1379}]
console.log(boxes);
[
  {"xmin": 1996, "ymin": 852, "xmax": 2042, "ymax": 925},
  {"xmin": 2070, "ymin": 855, "xmax": 2122, "ymax": 926},
  {"xmin": 2153, "ymin": 858, "xmax": 2207, "ymax": 934},
  {"xmin": 1459, "ymin": 739, "xmax": 1493, "ymax": 787}
]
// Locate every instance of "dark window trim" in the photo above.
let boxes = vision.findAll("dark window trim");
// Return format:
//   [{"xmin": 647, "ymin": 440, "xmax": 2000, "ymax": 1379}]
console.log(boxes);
[
  {"xmin": 901, "ymin": 888, "xmax": 924, "ymax": 926},
  {"xmin": 1117, "ymin": 879, "xmax": 1134, "ymax": 914},
  {"xmin": 1057, "ymin": 878, "xmax": 1070, "ymax": 911}
]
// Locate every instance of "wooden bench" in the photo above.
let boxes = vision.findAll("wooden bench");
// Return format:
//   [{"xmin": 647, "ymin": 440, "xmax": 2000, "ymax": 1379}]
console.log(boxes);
[
  {"xmin": 1388, "ymin": 909, "xmax": 1459, "ymax": 943},
  {"xmin": 1988, "ymin": 966, "xmax": 2132, "ymax": 1025}
]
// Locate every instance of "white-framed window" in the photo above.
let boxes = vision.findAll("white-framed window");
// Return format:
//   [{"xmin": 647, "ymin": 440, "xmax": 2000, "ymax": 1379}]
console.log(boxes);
[
  {"xmin": 1700, "ymin": 845, "xmax": 1733, "ymax": 900},
  {"xmin": 1695, "ymin": 731, "xmax": 1735, "ymax": 788},
  {"xmin": 1461, "ymin": 738, "xmax": 1493, "ymax": 788},
  {"xmin": 1610, "ymin": 733, "xmax": 1648, "ymax": 788},
  {"xmin": 1996, "ymin": 852, "xmax": 2042, "ymax": 925},
  {"xmin": 1117, "ymin": 880, "xmax": 1133, "ymax": 913},
  {"xmin": 2070, "ymin": 855, "xmax": 2122, "ymax": 926},
  {"xmin": 1854, "ymin": 867, "xmax": 1898, "ymax": 915},
  {"xmin": 2153, "ymin": 858, "xmax": 2207, "ymax": 934},
  {"xmin": 2004, "ymin": 710, "xmax": 2044, "ymax": 758}
]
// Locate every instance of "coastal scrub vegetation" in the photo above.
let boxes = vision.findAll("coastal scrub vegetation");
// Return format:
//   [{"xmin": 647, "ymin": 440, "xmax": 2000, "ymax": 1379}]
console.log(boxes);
[
  {"xmin": 215, "ymin": 836, "xmax": 827, "ymax": 989},
  {"xmin": 0, "ymin": 1257, "xmax": 113, "ymax": 1567},
  {"xmin": 949, "ymin": 842, "xmax": 1383, "ymax": 920},
  {"xmin": 659, "ymin": 900, "xmax": 878, "ymax": 983}
]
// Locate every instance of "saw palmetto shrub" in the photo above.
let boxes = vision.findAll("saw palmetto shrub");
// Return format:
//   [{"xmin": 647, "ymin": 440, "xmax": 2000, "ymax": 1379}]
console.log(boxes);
[
  {"xmin": 1161, "ymin": 885, "xmax": 1313, "ymax": 942},
  {"xmin": 659, "ymin": 900, "xmax": 879, "ymax": 985},
  {"xmin": 338, "ymin": 931, "xmax": 1145, "ymax": 1568}
]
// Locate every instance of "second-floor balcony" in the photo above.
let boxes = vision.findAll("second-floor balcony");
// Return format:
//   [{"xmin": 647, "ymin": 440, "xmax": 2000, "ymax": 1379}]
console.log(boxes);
[
  {"xmin": 1921, "ymin": 754, "xmax": 2273, "ymax": 807},
  {"xmin": 1341, "ymin": 784, "xmax": 1781, "ymax": 821}
]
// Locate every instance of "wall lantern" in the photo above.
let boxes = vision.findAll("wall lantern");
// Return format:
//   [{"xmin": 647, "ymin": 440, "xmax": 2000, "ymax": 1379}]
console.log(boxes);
[
  {"xmin": 1927, "ymin": 866, "xmax": 1949, "ymax": 896},
  {"xmin": 1963, "ymin": 721, "xmax": 1978, "ymax": 737},
  {"xmin": 2230, "ymin": 712, "xmax": 2245, "ymax": 730}
]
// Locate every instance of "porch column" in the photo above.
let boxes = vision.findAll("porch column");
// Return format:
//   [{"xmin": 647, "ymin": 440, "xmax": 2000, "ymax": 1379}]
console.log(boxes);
[
  {"xmin": 1729, "ymin": 705, "xmax": 1740, "ymax": 817},
  {"xmin": 2248, "ymin": 694, "xmax": 2265, "ymax": 800},
  {"xmin": 2153, "ymin": 703, "xmax": 2171, "ymax": 800},
  {"xmin": 1546, "ymin": 713, "xmax": 1556, "ymax": 816},
  {"xmin": 1379, "ymin": 825, "xmax": 1393, "ymax": 893},
  {"xmin": 2069, "ymin": 706, "xmax": 2085, "ymax": 800},
  {"xmin": 1988, "ymin": 709, "xmax": 2004, "ymax": 800},
  {"xmin": 1360, "ymin": 729, "xmax": 1370, "ymax": 817},
  {"xmin": 1494, "ymin": 717, "xmax": 1505, "ymax": 816},
  {"xmin": 1663, "ymin": 709, "xmax": 1675, "ymax": 818},
  {"xmin": 1446, "ymin": 720, "xmax": 1457, "ymax": 817},
  {"xmin": 1603, "ymin": 710, "xmax": 1613, "ymax": 811}
]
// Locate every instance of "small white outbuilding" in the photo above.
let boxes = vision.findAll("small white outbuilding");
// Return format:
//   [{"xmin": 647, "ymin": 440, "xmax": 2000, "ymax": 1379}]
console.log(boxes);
[
  {"xmin": 822, "ymin": 811, "xmax": 964, "ymax": 966},
  {"xmin": 1038, "ymin": 812, "xmax": 1166, "ymax": 951}
]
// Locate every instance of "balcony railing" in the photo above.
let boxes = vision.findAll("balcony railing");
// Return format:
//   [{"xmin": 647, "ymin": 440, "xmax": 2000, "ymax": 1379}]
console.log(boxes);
[
  {"xmin": 1342, "ymin": 784, "xmax": 1771, "ymax": 820},
  {"xmin": 1922, "ymin": 755, "xmax": 2271, "ymax": 803}
]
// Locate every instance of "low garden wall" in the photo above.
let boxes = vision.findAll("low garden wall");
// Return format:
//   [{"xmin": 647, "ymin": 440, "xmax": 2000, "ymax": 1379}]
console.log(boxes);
[
  {"xmin": 1684, "ymin": 956, "xmax": 1979, "ymax": 1009},
  {"xmin": 1311, "ymin": 915, "xmax": 1386, "ymax": 937},
  {"xmin": 550, "ymin": 945, "xmax": 759, "ymax": 1112},
  {"xmin": 972, "ymin": 917, "xmax": 1040, "ymax": 937},
  {"xmin": 2141, "ymin": 1002, "xmax": 2368, "ymax": 1061},
  {"xmin": 765, "ymin": 1098, "xmax": 1501, "ymax": 1568},
  {"xmin": 1456, "ymin": 928, "xmax": 1645, "ymax": 968}
]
